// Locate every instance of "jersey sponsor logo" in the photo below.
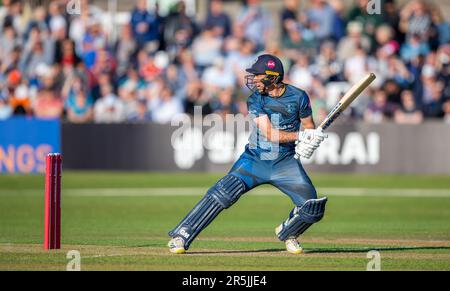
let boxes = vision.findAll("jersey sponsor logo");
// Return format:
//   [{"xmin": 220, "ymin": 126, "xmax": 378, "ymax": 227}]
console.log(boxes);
[
  {"xmin": 267, "ymin": 60, "xmax": 276, "ymax": 69},
  {"xmin": 286, "ymin": 103, "xmax": 296, "ymax": 114},
  {"xmin": 277, "ymin": 124, "xmax": 294, "ymax": 130}
]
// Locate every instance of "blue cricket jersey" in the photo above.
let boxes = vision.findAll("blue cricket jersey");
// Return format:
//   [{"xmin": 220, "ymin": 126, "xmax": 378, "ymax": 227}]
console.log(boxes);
[{"xmin": 247, "ymin": 84, "xmax": 312, "ymax": 153}]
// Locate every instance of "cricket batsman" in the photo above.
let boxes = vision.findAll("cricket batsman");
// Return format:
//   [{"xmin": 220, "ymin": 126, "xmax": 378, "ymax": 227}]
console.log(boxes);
[{"xmin": 168, "ymin": 54, "xmax": 328, "ymax": 254}]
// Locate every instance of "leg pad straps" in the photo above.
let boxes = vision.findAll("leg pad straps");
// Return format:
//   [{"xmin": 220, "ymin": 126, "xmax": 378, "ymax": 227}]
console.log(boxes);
[{"xmin": 168, "ymin": 175, "xmax": 246, "ymax": 249}]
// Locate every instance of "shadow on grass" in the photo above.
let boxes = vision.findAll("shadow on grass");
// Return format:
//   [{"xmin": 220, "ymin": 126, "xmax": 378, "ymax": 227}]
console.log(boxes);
[
  {"xmin": 186, "ymin": 246, "xmax": 450, "ymax": 255},
  {"xmin": 188, "ymin": 249, "xmax": 285, "ymax": 255},
  {"xmin": 304, "ymin": 246, "xmax": 450, "ymax": 254}
]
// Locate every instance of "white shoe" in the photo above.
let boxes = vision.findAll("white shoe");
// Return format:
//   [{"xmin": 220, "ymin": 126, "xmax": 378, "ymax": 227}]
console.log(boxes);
[
  {"xmin": 285, "ymin": 238, "xmax": 303, "ymax": 254},
  {"xmin": 168, "ymin": 237, "xmax": 186, "ymax": 254}
]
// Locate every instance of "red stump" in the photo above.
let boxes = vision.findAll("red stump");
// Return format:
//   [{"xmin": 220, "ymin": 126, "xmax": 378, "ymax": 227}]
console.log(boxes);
[{"xmin": 44, "ymin": 153, "xmax": 62, "ymax": 250}]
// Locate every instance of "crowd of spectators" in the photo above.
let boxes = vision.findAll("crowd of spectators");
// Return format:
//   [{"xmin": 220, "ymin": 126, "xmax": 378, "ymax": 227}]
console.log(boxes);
[{"xmin": 0, "ymin": 0, "xmax": 449, "ymax": 125}]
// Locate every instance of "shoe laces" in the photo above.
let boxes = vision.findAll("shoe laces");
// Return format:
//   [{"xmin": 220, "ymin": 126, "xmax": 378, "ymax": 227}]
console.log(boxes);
[
  {"xmin": 287, "ymin": 238, "xmax": 300, "ymax": 247},
  {"xmin": 171, "ymin": 237, "xmax": 185, "ymax": 247}
]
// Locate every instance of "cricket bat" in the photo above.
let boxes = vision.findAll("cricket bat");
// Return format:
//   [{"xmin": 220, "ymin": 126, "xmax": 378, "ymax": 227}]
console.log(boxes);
[{"xmin": 318, "ymin": 73, "xmax": 376, "ymax": 131}]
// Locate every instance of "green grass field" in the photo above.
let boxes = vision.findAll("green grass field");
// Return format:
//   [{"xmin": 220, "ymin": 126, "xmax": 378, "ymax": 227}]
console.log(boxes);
[{"xmin": 0, "ymin": 172, "xmax": 449, "ymax": 271}]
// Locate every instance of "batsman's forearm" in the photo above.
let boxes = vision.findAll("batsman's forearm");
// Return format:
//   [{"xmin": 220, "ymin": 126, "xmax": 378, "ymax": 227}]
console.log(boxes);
[
  {"xmin": 265, "ymin": 124, "xmax": 316, "ymax": 143},
  {"xmin": 301, "ymin": 116, "xmax": 316, "ymax": 130},
  {"xmin": 266, "ymin": 128, "xmax": 298, "ymax": 143}
]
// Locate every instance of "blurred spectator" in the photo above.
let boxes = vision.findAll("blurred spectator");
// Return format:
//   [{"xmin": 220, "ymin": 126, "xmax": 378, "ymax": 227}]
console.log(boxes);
[
  {"xmin": 400, "ymin": 33, "xmax": 430, "ymax": 62},
  {"xmin": 2, "ymin": 0, "xmax": 26, "ymax": 35},
  {"xmin": 90, "ymin": 71, "xmax": 113, "ymax": 102},
  {"xmin": 9, "ymin": 83, "xmax": 31, "ymax": 115},
  {"xmin": 399, "ymin": 0, "xmax": 432, "ymax": 43},
  {"xmin": 20, "ymin": 30, "xmax": 55, "ymax": 80},
  {"xmin": 394, "ymin": 90, "xmax": 423, "ymax": 124},
  {"xmin": 81, "ymin": 19, "xmax": 108, "ymax": 69},
  {"xmin": 0, "ymin": 25, "xmax": 21, "ymax": 62},
  {"xmin": 48, "ymin": 1, "xmax": 67, "ymax": 41},
  {"xmin": 329, "ymin": 0, "xmax": 346, "ymax": 41},
  {"xmin": 121, "ymin": 91, "xmax": 140, "ymax": 121},
  {"xmin": 191, "ymin": 25, "xmax": 223, "ymax": 69},
  {"xmin": 130, "ymin": 0, "xmax": 161, "ymax": 51},
  {"xmin": 280, "ymin": 0, "xmax": 315, "ymax": 57},
  {"xmin": 69, "ymin": 0, "xmax": 104, "ymax": 54},
  {"xmin": 337, "ymin": 21, "xmax": 371, "ymax": 61},
  {"xmin": 128, "ymin": 98, "xmax": 152, "ymax": 122},
  {"xmin": 117, "ymin": 68, "xmax": 144, "ymax": 121},
  {"xmin": 91, "ymin": 48, "xmax": 117, "ymax": 80},
  {"xmin": 0, "ymin": 96, "xmax": 12, "ymax": 120},
  {"xmin": 418, "ymin": 62, "xmax": 440, "ymax": 106},
  {"xmin": 382, "ymin": 0, "xmax": 402, "ymax": 40},
  {"xmin": 313, "ymin": 103, "xmax": 329, "ymax": 125},
  {"xmin": 280, "ymin": 0, "xmax": 298, "ymax": 37},
  {"xmin": 310, "ymin": 41, "xmax": 343, "ymax": 82},
  {"xmin": 136, "ymin": 48, "xmax": 158, "ymax": 83},
  {"xmin": 209, "ymin": 88, "xmax": 239, "ymax": 116},
  {"xmin": 164, "ymin": 64, "xmax": 186, "ymax": 100},
  {"xmin": 344, "ymin": 46, "xmax": 371, "ymax": 84},
  {"xmin": 364, "ymin": 90, "xmax": 398, "ymax": 123},
  {"xmin": 226, "ymin": 38, "xmax": 256, "ymax": 90},
  {"xmin": 204, "ymin": 0, "xmax": 231, "ymax": 38},
  {"xmin": 282, "ymin": 21, "xmax": 317, "ymax": 59},
  {"xmin": 289, "ymin": 53, "xmax": 313, "ymax": 91},
  {"xmin": 375, "ymin": 25, "xmax": 399, "ymax": 58},
  {"xmin": 443, "ymin": 100, "xmax": 450, "ymax": 123},
  {"xmin": 5, "ymin": 68, "xmax": 21, "ymax": 90},
  {"xmin": 309, "ymin": 76, "xmax": 327, "ymax": 110},
  {"xmin": 430, "ymin": 4, "xmax": 450, "ymax": 46},
  {"xmin": 385, "ymin": 56, "xmax": 413, "ymax": 88},
  {"xmin": 236, "ymin": 0, "xmax": 272, "ymax": 51},
  {"xmin": 437, "ymin": 46, "xmax": 450, "ymax": 100},
  {"xmin": 184, "ymin": 80, "xmax": 211, "ymax": 115},
  {"xmin": 114, "ymin": 24, "xmax": 138, "ymax": 77},
  {"xmin": 145, "ymin": 75, "xmax": 165, "ymax": 102},
  {"xmin": 163, "ymin": 1, "xmax": 199, "ymax": 56},
  {"xmin": 149, "ymin": 86, "xmax": 183, "ymax": 124},
  {"xmin": 374, "ymin": 25, "xmax": 402, "ymax": 85},
  {"xmin": 422, "ymin": 80, "xmax": 444, "ymax": 118},
  {"xmin": 24, "ymin": 6, "xmax": 49, "ymax": 39},
  {"xmin": 305, "ymin": 0, "xmax": 337, "ymax": 42},
  {"xmin": 420, "ymin": 69, "xmax": 444, "ymax": 118},
  {"xmin": 0, "ymin": 0, "xmax": 10, "ymax": 32},
  {"xmin": 33, "ymin": 75, "xmax": 64, "ymax": 120},
  {"xmin": 347, "ymin": 0, "xmax": 383, "ymax": 46},
  {"xmin": 56, "ymin": 39, "xmax": 81, "ymax": 69},
  {"xmin": 1, "ymin": 46, "xmax": 21, "ymax": 81},
  {"xmin": 65, "ymin": 76, "xmax": 94, "ymax": 123},
  {"xmin": 202, "ymin": 57, "xmax": 235, "ymax": 92},
  {"xmin": 177, "ymin": 48, "xmax": 200, "ymax": 83},
  {"xmin": 383, "ymin": 79, "xmax": 402, "ymax": 104},
  {"xmin": 118, "ymin": 67, "xmax": 146, "ymax": 95},
  {"xmin": 94, "ymin": 83, "xmax": 125, "ymax": 123}
]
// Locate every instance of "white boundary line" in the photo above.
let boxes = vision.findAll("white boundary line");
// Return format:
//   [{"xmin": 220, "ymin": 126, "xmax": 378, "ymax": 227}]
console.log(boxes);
[{"xmin": 1, "ymin": 187, "xmax": 450, "ymax": 198}]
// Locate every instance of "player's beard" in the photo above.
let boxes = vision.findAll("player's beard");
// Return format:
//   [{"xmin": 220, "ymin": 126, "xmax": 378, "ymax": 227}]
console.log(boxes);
[{"xmin": 257, "ymin": 84, "xmax": 267, "ymax": 94}]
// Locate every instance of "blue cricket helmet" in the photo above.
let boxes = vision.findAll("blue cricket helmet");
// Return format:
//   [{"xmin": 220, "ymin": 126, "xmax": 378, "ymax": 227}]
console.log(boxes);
[{"xmin": 245, "ymin": 54, "xmax": 284, "ymax": 92}]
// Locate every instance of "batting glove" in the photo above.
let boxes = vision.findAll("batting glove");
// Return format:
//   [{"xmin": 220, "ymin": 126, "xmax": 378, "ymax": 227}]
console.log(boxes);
[{"xmin": 294, "ymin": 129, "xmax": 327, "ymax": 159}]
